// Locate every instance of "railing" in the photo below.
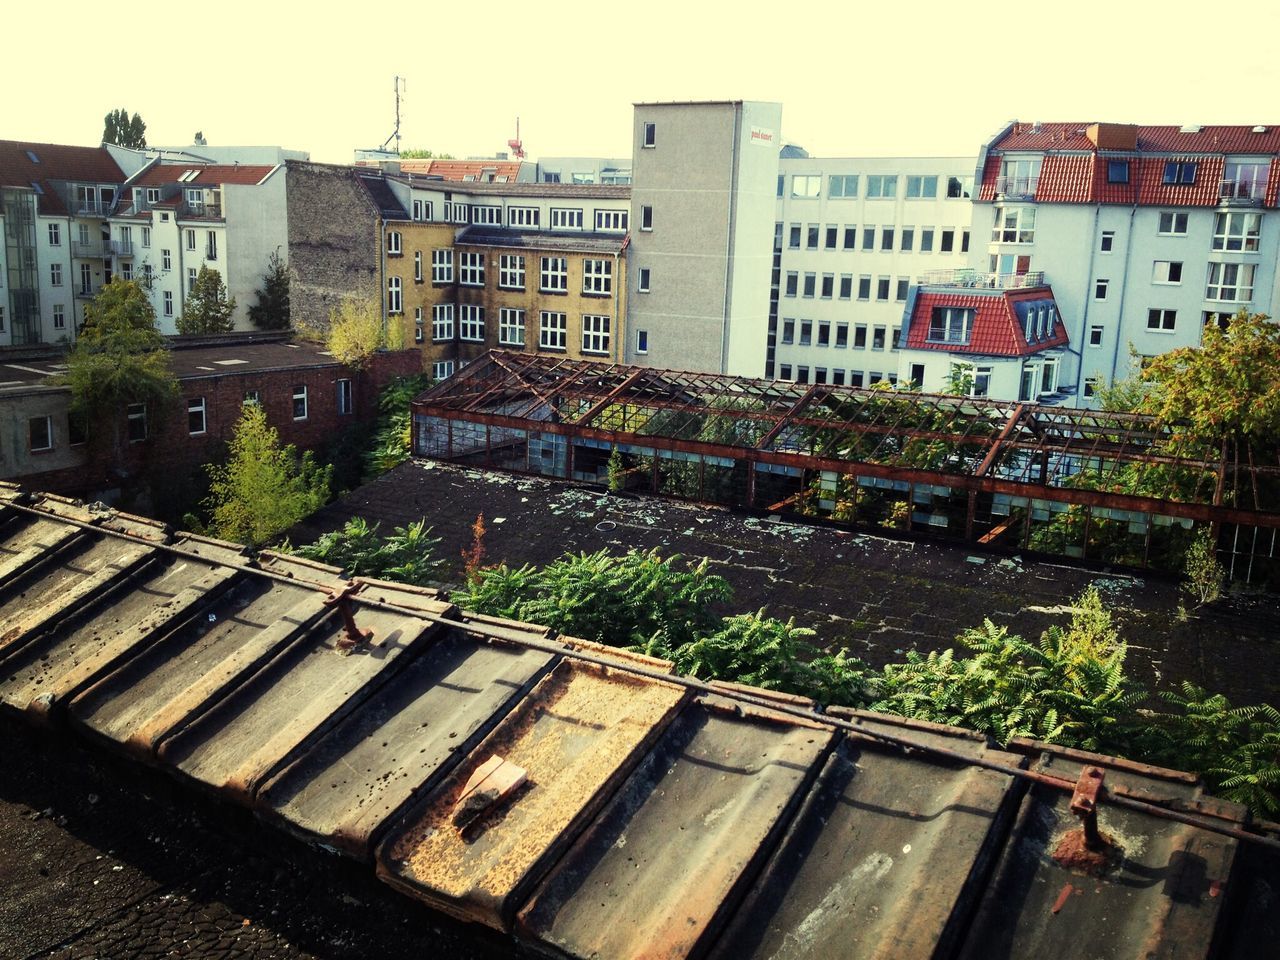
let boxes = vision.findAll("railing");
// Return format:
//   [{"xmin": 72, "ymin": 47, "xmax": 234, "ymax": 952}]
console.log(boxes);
[
  {"xmin": 921, "ymin": 268, "xmax": 1047, "ymax": 290},
  {"xmin": 72, "ymin": 199, "xmax": 110, "ymax": 217},
  {"xmin": 74, "ymin": 283, "xmax": 103, "ymax": 300},
  {"xmin": 181, "ymin": 201, "xmax": 223, "ymax": 219},
  {"xmin": 110, "ymin": 239, "xmax": 134, "ymax": 256},
  {"xmin": 1218, "ymin": 179, "xmax": 1266, "ymax": 204},
  {"xmin": 70, "ymin": 239, "xmax": 105, "ymax": 258},
  {"xmin": 994, "ymin": 175, "xmax": 1039, "ymax": 199}
]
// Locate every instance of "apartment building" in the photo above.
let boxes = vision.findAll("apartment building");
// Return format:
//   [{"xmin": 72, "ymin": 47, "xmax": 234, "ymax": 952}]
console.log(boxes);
[
  {"xmin": 110, "ymin": 162, "xmax": 286, "ymax": 333},
  {"xmin": 769, "ymin": 157, "xmax": 976, "ymax": 386},
  {"xmin": 535, "ymin": 157, "xmax": 632, "ymax": 185},
  {"xmin": 909, "ymin": 121, "xmax": 1280, "ymax": 404},
  {"xmin": 627, "ymin": 100, "xmax": 782, "ymax": 376}
]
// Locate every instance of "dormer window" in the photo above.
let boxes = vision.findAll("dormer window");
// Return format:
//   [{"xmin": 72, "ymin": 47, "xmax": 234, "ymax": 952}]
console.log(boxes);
[
  {"xmin": 928, "ymin": 307, "xmax": 974, "ymax": 344},
  {"xmin": 1163, "ymin": 161, "xmax": 1197, "ymax": 185},
  {"xmin": 1107, "ymin": 160, "xmax": 1130, "ymax": 184}
]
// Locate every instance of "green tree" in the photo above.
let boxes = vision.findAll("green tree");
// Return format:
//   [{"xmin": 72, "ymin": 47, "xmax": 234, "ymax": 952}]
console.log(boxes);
[
  {"xmin": 247, "ymin": 251, "xmax": 290, "ymax": 330},
  {"xmin": 177, "ymin": 266, "xmax": 236, "ymax": 335},
  {"xmin": 398, "ymin": 148, "xmax": 455, "ymax": 159},
  {"xmin": 203, "ymin": 403, "xmax": 332, "ymax": 546},
  {"xmin": 1182, "ymin": 527, "xmax": 1226, "ymax": 606},
  {"xmin": 326, "ymin": 292, "xmax": 385, "ymax": 370},
  {"xmin": 60, "ymin": 279, "xmax": 177, "ymax": 461},
  {"xmin": 103, "ymin": 108, "xmax": 147, "ymax": 148},
  {"xmin": 362, "ymin": 374, "xmax": 430, "ymax": 480}
]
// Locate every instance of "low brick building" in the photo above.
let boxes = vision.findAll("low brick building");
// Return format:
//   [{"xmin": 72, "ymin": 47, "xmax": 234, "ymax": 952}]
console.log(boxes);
[{"xmin": 0, "ymin": 333, "xmax": 421, "ymax": 500}]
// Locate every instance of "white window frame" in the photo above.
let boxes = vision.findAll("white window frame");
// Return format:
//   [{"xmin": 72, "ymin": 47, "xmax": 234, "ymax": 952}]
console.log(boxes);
[
  {"xmin": 459, "ymin": 304, "xmax": 485, "ymax": 342},
  {"xmin": 581, "ymin": 314, "xmax": 611, "ymax": 355},
  {"xmin": 432, "ymin": 360, "xmax": 455, "ymax": 380},
  {"xmin": 594, "ymin": 209, "xmax": 628, "ymax": 232},
  {"xmin": 499, "ymin": 254, "xmax": 525, "ymax": 290},
  {"xmin": 432, "ymin": 303, "xmax": 455, "ymax": 341},
  {"xmin": 127, "ymin": 402, "xmax": 148, "ymax": 442},
  {"xmin": 387, "ymin": 230, "xmax": 402, "ymax": 255},
  {"xmin": 459, "ymin": 251, "xmax": 485, "ymax": 287},
  {"xmin": 163, "ymin": 291, "xmax": 173, "ymax": 316},
  {"xmin": 636, "ymin": 329, "xmax": 649, "ymax": 354},
  {"xmin": 1212, "ymin": 212, "xmax": 1262, "ymax": 252},
  {"xmin": 471, "ymin": 205, "xmax": 502, "ymax": 226},
  {"xmin": 928, "ymin": 307, "xmax": 974, "ymax": 344},
  {"xmin": 582, "ymin": 259, "xmax": 612, "ymax": 295},
  {"xmin": 187, "ymin": 397, "xmax": 207, "ymax": 435},
  {"xmin": 29, "ymin": 415, "xmax": 53, "ymax": 452},
  {"xmin": 414, "ymin": 306, "xmax": 424, "ymax": 343},
  {"xmin": 52, "ymin": 304, "xmax": 65, "ymax": 330},
  {"xmin": 828, "ymin": 174, "xmax": 858, "ymax": 198},
  {"xmin": 337, "ymin": 378, "xmax": 354, "ymax": 415},
  {"xmin": 141, "ymin": 226, "xmax": 151, "ymax": 248},
  {"xmin": 1089, "ymin": 325, "xmax": 1104, "ymax": 347},
  {"xmin": 1094, "ymin": 279, "xmax": 1110, "ymax": 300},
  {"xmin": 791, "ymin": 175, "xmax": 821, "ymax": 198},
  {"xmin": 50, "ymin": 263, "xmax": 62, "ymax": 286},
  {"xmin": 162, "ymin": 248, "xmax": 172, "ymax": 271},
  {"xmin": 387, "ymin": 276, "xmax": 402, "ymax": 314},
  {"xmin": 1206, "ymin": 262, "xmax": 1255, "ymax": 302},
  {"xmin": 1147, "ymin": 308, "xmax": 1177, "ymax": 332},
  {"xmin": 1157, "ymin": 211, "xmax": 1189, "ymax": 236},
  {"xmin": 539, "ymin": 311, "xmax": 567, "ymax": 350},
  {"xmin": 186, "ymin": 228, "xmax": 196, "ymax": 251},
  {"xmin": 905, "ymin": 175, "xmax": 938, "ymax": 199},
  {"xmin": 638, "ymin": 267, "xmax": 651, "ymax": 293},
  {"xmin": 992, "ymin": 205, "xmax": 1035, "ymax": 243},
  {"xmin": 551, "ymin": 208, "xmax": 583, "ymax": 230},
  {"xmin": 508, "ymin": 206, "xmax": 539, "ymax": 228},
  {"xmin": 642, "ymin": 122, "xmax": 656, "ymax": 148},
  {"xmin": 540, "ymin": 256, "xmax": 568, "ymax": 292},
  {"xmin": 499, "ymin": 307, "xmax": 526, "ymax": 346},
  {"xmin": 292, "ymin": 385, "xmax": 308, "ymax": 421},
  {"xmin": 414, "ymin": 251, "xmax": 423, "ymax": 282},
  {"xmin": 1152, "ymin": 261, "xmax": 1183, "ymax": 285},
  {"xmin": 47, "ymin": 223, "xmax": 60, "ymax": 246},
  {"xmin": 865, "ymin": 175, "xmax": 897, "ymax": 199},
  {"xmin": 431, "ymin": 249, "xmax": 453, "ymax": 283}
]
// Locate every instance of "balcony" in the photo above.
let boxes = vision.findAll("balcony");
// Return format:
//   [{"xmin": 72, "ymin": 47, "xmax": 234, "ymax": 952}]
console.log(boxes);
[
  {"xmin": 74, "ymin": 283, "xmax": 104, "ymax": 300},
  {"xmin": 71, "ymin": 238, "xmax": 106, "ymax": 259},
  {"xmin": 1218, "ymin": 179, "xmax": 1266, "ymax": 206},
  {"xmin": 72, "ymin": 199, "xmax": 111, "ymax": 217},
  {"xmin": 994, "ymin": 175, "xmax": 1039, "ymax": 200},
  {"xmin": 921, "ymin": 268, "xmax": 1048, "ymax": 290},
  {"xmin": 181, "ymin": 200, "xmax": 223, "ymax": 220},
  {"xmin": 110, "ymin": 239, "xmax": 134, "ymax": 257}
]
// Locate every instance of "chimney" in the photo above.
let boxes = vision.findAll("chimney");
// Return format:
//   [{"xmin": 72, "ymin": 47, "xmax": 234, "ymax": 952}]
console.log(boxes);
[{"xmin": 1086, "ymin": 124, "xmax": 1138, "ymax": 150}]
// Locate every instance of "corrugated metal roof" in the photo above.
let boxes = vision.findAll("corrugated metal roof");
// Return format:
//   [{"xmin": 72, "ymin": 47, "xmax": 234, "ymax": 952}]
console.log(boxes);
[{"xmin": 0, "ymin": 484, "xmax": 1273, "ymax": 959}]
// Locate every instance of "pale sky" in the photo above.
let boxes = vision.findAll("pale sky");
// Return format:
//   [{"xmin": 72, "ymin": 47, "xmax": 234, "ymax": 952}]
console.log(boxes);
[{"xmin": 7, "ymin": 1, "xmax": 1280, "ymax": 165}]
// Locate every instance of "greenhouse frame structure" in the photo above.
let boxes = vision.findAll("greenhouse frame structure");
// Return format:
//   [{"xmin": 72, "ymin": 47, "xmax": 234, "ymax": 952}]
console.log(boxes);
[{"xmin": 412, "ymin": 351, "xmax": 1280, "ymax": 582}]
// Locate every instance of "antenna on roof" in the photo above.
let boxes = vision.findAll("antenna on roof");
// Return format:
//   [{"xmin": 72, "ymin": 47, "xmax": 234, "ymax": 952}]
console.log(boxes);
[
  {"xmin": 508, "ymin": 117, "xmax": 526, "ymax": 160},
  {"xmin": 381, "ymin": 75, "xmax": 405, "ymax": 154}
]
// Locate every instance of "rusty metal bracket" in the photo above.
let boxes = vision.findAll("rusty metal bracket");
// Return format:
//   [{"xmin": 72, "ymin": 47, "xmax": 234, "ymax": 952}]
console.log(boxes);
[
  {"xmin": 1070, "ymin": 765, "xmax": 1107, "ymax": 849},
  {"xmin": 323, "ymin": 580, "xmax": 374, "ymax": 650}
]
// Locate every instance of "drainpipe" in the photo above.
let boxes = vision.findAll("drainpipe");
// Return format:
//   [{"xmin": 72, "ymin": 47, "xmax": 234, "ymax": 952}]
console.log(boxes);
[
  {"xmin": 1106, "ymin": 204, "xmax": 1139, "ymax": 388},
  {"xmin": 612, "ymin": 247, "xmax": 622, "ymax": 364},
  {"xmin": 1072, "ymin": 203, "xmax": 1102, "ymax": 400},
  {"xmin": 720, "ymin": 105, "xmax": 742, "ymax": 374}
]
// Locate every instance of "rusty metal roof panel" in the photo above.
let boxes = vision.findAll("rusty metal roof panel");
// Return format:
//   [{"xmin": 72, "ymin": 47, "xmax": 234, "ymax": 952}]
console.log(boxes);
[
  {"xmin": 0, "ymin": 553, "xmax": 240, "ymax": 723},
  {"xmin": 67, "ymin": 577, "xmax": 330, "ymax": 759},
  {"xmin": 514, "ymin": 696, "xmax": 835, "ymax": 960},
  {"xmin": 955, "ymin": 749, "xmax": 1243, "ymax": 960},
  {"xmin": 707, "ymin": 711, "xmax": 1021, "ymax": 960},
  {"xmin": 375, "ymin": 659, "xmax": 686, "ymax": 931},
  {"xmin": 0, "ymin": 511, "xmax": 85, "ymax": 583},
  {"xmin": 258, "ymin": 629, "xmax": 555, "ymax": 860},
  {"xmin": 156, "ymin": 605, "xmax": 437, "ymax": 805}
]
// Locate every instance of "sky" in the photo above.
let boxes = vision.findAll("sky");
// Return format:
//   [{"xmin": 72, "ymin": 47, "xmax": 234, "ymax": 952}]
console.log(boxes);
[{"xmin": 6, "ymin": 1, "xmax": 1280, "ymax": 165}]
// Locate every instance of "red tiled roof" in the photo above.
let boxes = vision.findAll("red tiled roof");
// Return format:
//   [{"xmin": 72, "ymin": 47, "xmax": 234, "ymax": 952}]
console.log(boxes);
[
  {"xmin": 981, "ymin": 122, "xmax": 1280, "ymax": 206},
  {"xmin": 396, "ymin": 159, "xmax": 524, "ymax": 182},
  {"xmin": 904, "ymin": 287, "xmax": 1068, "ymax": 357},
  {"xmin": 0, "ymin": 140, "xmax": 125, "ymax": 216},
  {"xmin": 133, "ymin": 163, "xmax": 275, "ymax": 186}
]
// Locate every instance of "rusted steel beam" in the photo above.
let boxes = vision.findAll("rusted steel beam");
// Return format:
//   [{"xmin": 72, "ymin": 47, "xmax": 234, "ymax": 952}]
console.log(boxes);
[
  {"xmin": 976, "ymin": 403, "xmax": 1025, "ymax": 477},
  {"xmin": 570, "ymin": 368, "xmax": 650, "ymax": 428},
  {"xmin": 756, "ymin": 384, "xmax": 823, "ymax": 450}
]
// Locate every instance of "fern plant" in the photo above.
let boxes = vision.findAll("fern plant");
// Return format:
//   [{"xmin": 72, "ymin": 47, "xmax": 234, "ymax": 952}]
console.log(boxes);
[{"xmin": 294, "ymin": 517, "xmax": 440, "ymax": 586}]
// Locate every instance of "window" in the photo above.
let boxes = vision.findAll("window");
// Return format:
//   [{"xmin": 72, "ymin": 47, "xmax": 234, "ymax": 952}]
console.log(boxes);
[
  {"xmin": 866, "ymin": 175, "xmax": 897, "ymax": 198},
  {"xmin": 876, "ymin": 276, "xmax": 890, "ymax": 301},
  {"xmin": 162, "ymin": 249, "xmax": 172, "ymax": 271},
  {"xmin": 1158, "ymin": 211, "xmax": 1189, "ymax": 236},
  {"xmin": 127, "ymin": 403, "xmax": 147, "ymax": 442},
  {"xmin": 946, "ymin": 176, "xmax": 974, "ymax": 199},
  {"xmin": 901, "ymin": 228, "xmax": 914, "ymax": 252},
  {"xmin": 940, "ymin": 229, "xmax": 955, "ymax": 253},
  {"xmin": 414, "ymin": 307, "xmax": 424, "ymax": 343},
  {"xmin": 1100, "ymin": 231, "xmax": 1115, "ymax": 253},
  {"xmin": 872, "ymin": 326, "xmax": 886, "ymax": 350},
  {"xmin": 843, "ymin": 227, "xmax": 857, "ymax": 250},
  {"xmin": 411, "ymin": 251, "xmax": 423, "ymax": 283},
  {"xmin": 499, "ymin": 254, "xmax": 525, "ymax": 290},
  {"xmin": 292, "ymin": 386, "xmax": 308, "ymax": 420},
  {"xmin": 432, "ymin": 249, "xmax": 453, "ymax": 283},
  {"xmin": 781, "ymin": 319, "xmax": 795, "ymax": 344},
  {"xmin": 499, "ymin": 307, "xmax": 526, "ymax": 346},
  {"xmin": 471, "ymin": 205, "xmax": 502, "ymax": 226},
  {"xmin": 1089, "ymin": 325, "xmax": 1104, "ymax": 347},
  {"xmin": 1152, "ymin": 260, "xmax": 1183, "ymax": 284},
  {"xmin": 642, "ymin": 122, "xmax": 656, "ymax": 148},
  {"xmin": 387, "ymin": 276, "xmax": 402, "ymax": 314},
  {"xmin": 829, "ymin": 175, "xmax": 858, "ymax": 198},
  {"xmin": 539, "ymin": 311, "xmax": 567, "ymax": 349},
  {"xmin": 508, "ymin": 206, "xmax": 538, "ymax": 228},
  {"xmin": 817, "ymin": 321, "xmax": 831, "ymax": 347},
  {"xmin": 636, "ymin": 330, "xmax": 649, "ymax": 354},
  {"xmin": 48, "ymin": 223, "xmax": 60, "ymax": 246},
  {"xmin": 832, "ymin": 370, "xmax": 846, "ymax": 386},
  {"xmin": 146, "ymin": 187, "xmax": 161, "ymax": 205},
  {"xmin": 386, "ymin": 231, "xmax": 402, "ymax": 256},
  {"xmin": 857, "ymin": 276, "xmax": 871, "ymax": 300},
  {"xmin": 779, "ymin": 364, "xmax": 793, "ymax": 382},
  {"xmin": 1107, "ymin": 160, "xmax": 1130, "ymax": 184},
  {"xmin": 583, "ymin": 259, "xmax": 613, "ymax": 295},
  {"xmin": 432, "ymin": 303, "xmax": 454, "ymax": 340},
  {"xmin": 961, "ymin": 230, "xmax": 971, "ymax": 253},
  {"xmin": 802, "ymin": 273, "xmax": 816, "ymax": 298},
  {"xmin": 551, "ymin": 208, "xmax": 583, "ymax": 230},
  {"xmin": 796, "ymin": 366, "xmax": 810, "ymax": 385},
  {"xmin": 582, "ymin": 315, "xmax": 611, "ymax": 354},
  {"xmin": 451, "ymin": 203, "xmax": 469, "ymax": 225},
  {"xmin": 412, "ymin": 199, "xmax": 432, "ymax": 221},
  {"xmin": 998, "ymin": 158, "xmax": 1042, "ymax": 196},
  {"xmin": 881, "ymin": 227, "xmax": 894, "ymax": 251},
  {"xmin": 459, "ymin": 252, "xmax": 485, "ymax": 287},
  {"xmin": 186, "ymin": 229, "xmax": 196, "ymax": 251},
  {"xmin": 849, "ymin": 371, "xmax": 865, "ymax": 388},
  {"xmin": 905, "ymin": 175, "xmax": 937, "ymax": 198},
  {"xmin": 188, "ymin": 267, "xmax": 198, "ymax": 294},
  {"xmin": 1084, "ymin": 377, "xmax": 1100, "ymax": 399},
  {"xmin": 824, "ymin": 225, "xmax": 837, "ymax": 250},
  {"xmin": 203, "ymin": 231, "xmax": 215, "ymax": 260},
  {"xmin": 858, "ymin": 226, "xmax": 873, "ymax": 252},
  {"xmin": 338, "ymin": 380, "xmax": 354, "ymax": 416},
  {"xmin": 1163, "ymin": 161, "xmax": 1197, "ymax": 185},
  {"xmin": 52, "ymin": 305, "xmax": 65, "ymax": 330},
  {"xmin": 1206, "ymin": 262, "xmax": 1255, "ymax": 302},
  {"xmin": 814, "ymin": 368, "xmax": 827, "ymax": 385},
  {"xmin": 895, "ymin": 278, "xmax": 909, "ymax": 301},
  {"xmin": 187, "ymin": 397, "xmax": 207, "ymax": 435},
  {"xmin": 791, "ymin": 175, "xmax": 821, "ymax": 198},
  {"xmin": 821, "ymin": 274, "xmax": 834, "ymax": 298},
  {"xmin": 29, "ymin": 416, "xmax": 53, "ymax": 452},
  {"xmin": 595, "ymin": 210, "xmax": 628, "ymax": 232},
  {"xmin": 432, "ymin": 361, "xmax": 455, "ymax": 380},
  {"xmin": 920, "ymin": 228, "xmax": 934, "ymax": 253},
  {"xmin": 1147, "ymin": 308, "xmax": 1177, "ymax": 332},
  {"xmin": 638, "ymin": 267, "xmax": 651, "ymax": 293},
  {"xmin": 1213, "ymin": 212, "xmax": 1261, "ymax": 252},
  {"xmin": 640, "ymin": 205, "xmax": 653, "ymax": 231},
  {"xmin": 928, "ymin": 307, "xmax": 974, "ymax": 344},
  {"xmin": 807, "ymin": 224, "xmax": 819, "ymax": 249},
  {"xmin": 1094, "ymin": 279, "xmax": 1109, "ymax": 300},
  {"xmin": 788, "ymin": 224, "xmax": 801, "ymax": 249},
  {"xmin": 540, "ymin": 256, "xmax": 568, "ymax": 292},
  {"xmin": 459, "ymin": 304, "xmax": 485, "ymax": 341},
  {"xmin": 799, "ymin": 320, "xmax": 812, "ymax": 345},
  {"xmin": 164, "ymin": 291, "xmax": 173, "ymax": 316},
  {"xmin": 785, "ymin": 272, "xmax": 798, "ymax": 297},
  {"xmin": 50, "ymin": 263, "xmax": 62, "ymax": 286},
  {"xmin": 141, "ymin": 227, "xmax": 150, "ymax": 248},
  {"xmin": 992, "ymin": 206, "xmax": 1035, "ymax": 243},
  {"xmin": 839, "ymin": 275, "xmax": 852, "ymax": 300}
]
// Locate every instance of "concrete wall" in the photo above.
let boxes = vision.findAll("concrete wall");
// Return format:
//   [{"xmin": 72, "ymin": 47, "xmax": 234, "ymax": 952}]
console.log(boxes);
[{"xmin": 225, "ymin": 168, "xmax": 288, "ymax": 330}]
